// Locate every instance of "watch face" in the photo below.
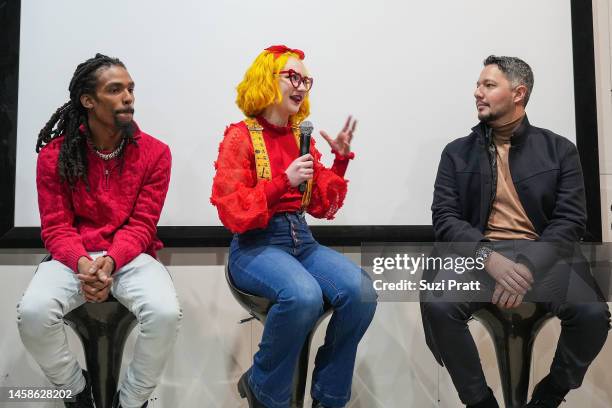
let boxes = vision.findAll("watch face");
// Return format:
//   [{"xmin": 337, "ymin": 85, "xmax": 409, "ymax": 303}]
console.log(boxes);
[{"xmin": 477, "ymin": 246, "xmax": 491, "ymax": 260}]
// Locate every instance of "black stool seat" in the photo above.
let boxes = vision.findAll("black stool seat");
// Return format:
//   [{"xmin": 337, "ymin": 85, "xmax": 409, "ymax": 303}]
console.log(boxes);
[
  {"xmin": 225, "ymin": 264, "xmax": 333, "ymax": 408},
  {"xmin": 472, "ymin": 303, "xmax": 554, "ymax": 408},
  {"xmin": 40, "ymin": 255, "xmax": 137, "ymax": 408}
]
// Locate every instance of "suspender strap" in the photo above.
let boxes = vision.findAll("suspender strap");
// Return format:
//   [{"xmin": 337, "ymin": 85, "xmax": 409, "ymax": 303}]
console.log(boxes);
[{"xmin": 245, "ymin": 117, "xmax": 312, "ymax": 208}]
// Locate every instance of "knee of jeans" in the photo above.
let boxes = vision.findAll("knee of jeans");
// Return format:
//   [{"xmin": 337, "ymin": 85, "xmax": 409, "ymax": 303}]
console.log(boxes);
[
  {"xmin": 139, "ymin": 301, "xmax": 182, "ymax": 333},
  {"xmin": 569, "ymin": 303, "xmax": 611, "ymax": 331},
  {"xmin": 278, "ymin": 284, "xmax": 323, "ymax": 323},
  {"xmin": 422, "ymin": 301, "xmax": 468, "ymax": 324},
  {"xmin": 17, "ymin": 295, "xmax": 63, "ymax": 338},
  {"xmin": 338, "ymin": 272, "xmax": 378, "ymax": 313},
  {"xmin": 350, "ymin": 295, "xmax": 377, "ymax": 327}
]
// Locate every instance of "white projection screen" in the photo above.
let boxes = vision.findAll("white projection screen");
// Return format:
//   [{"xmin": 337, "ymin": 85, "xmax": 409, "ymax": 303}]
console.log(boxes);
[{"xmin": 11, "ymin": 0, "xmax": 580, "ymax": 234}]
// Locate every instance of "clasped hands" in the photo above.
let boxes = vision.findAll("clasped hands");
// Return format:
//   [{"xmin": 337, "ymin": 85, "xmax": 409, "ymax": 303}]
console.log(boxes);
[
  {"xmin": 484, "ymin": 251, "xmax": 534, "ymax": 309},
  {"xmin": 77, "ymin": 256, "xmax": 115, "ymax": 303}
]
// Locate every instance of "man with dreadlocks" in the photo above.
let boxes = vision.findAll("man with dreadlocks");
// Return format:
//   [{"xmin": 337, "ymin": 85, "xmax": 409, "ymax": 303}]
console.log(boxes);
[{"xmin": 16, "ymin": 54, "xmax": 182, "ymax": 408}]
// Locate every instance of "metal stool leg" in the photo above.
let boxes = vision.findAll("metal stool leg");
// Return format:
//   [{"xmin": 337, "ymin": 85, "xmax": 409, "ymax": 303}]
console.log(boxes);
[
  {"xmin": 226, "ymin": 264, "xmax": 332, "ymax": 408},
  {"xmin": 65, "ymin": 301, "xmax": 137, "ymax": 408},
  {"xmin": 474, "ymin": 303, "xmax": 553, "ymax": 408},
  {"xmin": 291, "ymin": 331, "xmax": 315, "ymax": 408}
]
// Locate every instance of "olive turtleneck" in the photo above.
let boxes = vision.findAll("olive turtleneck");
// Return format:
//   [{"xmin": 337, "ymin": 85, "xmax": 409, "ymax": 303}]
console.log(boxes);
[{"xmin": 485, "ymin": 114, "xmax": 539, "ymax": 241}]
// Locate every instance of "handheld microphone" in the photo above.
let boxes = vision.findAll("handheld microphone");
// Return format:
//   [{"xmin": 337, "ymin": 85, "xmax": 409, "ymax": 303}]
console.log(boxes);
[{"xmin": 298, "ymin": 121, "xmax": 313, "ymax": 193}]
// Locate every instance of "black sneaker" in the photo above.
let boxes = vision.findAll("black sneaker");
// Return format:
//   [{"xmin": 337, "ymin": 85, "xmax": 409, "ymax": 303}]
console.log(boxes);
[
  {"xmin": 64, "ymin": 370, "xmax": 94, "ymax": 408},
  {"xmin": 524, "ymin": 375, "xmax": 568, "ymax": 407},
  {"xmin": 112, "ymin": 391, "xmax": 148, "ymax": 408}
]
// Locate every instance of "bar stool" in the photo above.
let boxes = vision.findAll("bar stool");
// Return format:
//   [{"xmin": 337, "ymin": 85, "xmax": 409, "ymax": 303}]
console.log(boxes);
[
  {"xmin": 472, "ymin": 303, "xmax": 554, "ymax": 408},
  {"xmin": 40, "ymin": 255, "xmax": 137, "ymax": 408},
  {"xmin": 225, "ymin": 264, "xmax": 333, "ymax": 408}
]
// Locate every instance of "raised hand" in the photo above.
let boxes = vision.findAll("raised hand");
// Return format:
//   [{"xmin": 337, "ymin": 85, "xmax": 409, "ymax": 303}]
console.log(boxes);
[{"xmin": 319, "ymin": 115, "xmax": 357, "ymax": 157}]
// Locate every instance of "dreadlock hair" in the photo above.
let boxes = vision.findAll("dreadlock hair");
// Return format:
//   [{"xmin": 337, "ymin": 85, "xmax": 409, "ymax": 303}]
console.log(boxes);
[{"xmin": 35, "ymin": 53, "xmax": 134, "ymax": 188}]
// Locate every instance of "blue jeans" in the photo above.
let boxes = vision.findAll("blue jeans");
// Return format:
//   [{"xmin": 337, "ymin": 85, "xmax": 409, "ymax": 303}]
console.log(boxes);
[{"xmin": 229, "ymin": 213, "xmax": 377, "ymax": 408}]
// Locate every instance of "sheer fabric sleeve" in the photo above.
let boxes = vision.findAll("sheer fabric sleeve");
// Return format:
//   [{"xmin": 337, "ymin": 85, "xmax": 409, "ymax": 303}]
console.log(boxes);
[
  {"xmin": 211, "ymin": 124, "xmax": 287, "ymax": 233},
  {"xmin": 307, "ymin": 138, "xmax": 352, "ymax": 219}
]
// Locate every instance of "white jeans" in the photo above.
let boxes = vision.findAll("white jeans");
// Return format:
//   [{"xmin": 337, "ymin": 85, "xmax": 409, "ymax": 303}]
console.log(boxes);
[{"xmin": 17, "ymin": 253, "xmax": 182, "ymax": 408}]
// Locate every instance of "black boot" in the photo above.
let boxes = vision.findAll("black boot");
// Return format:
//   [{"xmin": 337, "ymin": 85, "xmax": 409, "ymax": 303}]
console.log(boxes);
[
  {"xmin": 467, "ymin": 387, "xmax": 499, "ymax": 408},
  {"xmin": 237, "ymin": 370, "xmax": 267, "ymax": 408},
  {"xmin": 524, "ymin": 375, "xmax": 568, "ymax": 407},
  {"xmin": 112, "ymin": 391, "xmax": 148, "ymax": 408},
  {"xmin": 64, "ymin": 370, "xmax": 94, "ymax": 408}
]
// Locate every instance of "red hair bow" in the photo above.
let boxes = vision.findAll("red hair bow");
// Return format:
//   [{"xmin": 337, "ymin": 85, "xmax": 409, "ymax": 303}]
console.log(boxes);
[{"xmin": 264, "ymin": 45, "xmax": 305, "ymax": 60}]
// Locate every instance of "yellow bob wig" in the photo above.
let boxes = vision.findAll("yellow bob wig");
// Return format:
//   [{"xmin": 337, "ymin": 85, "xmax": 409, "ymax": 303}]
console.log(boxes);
[{"xmin": 236, "ymin": 48, "xmax": 310, "ymax": 125}]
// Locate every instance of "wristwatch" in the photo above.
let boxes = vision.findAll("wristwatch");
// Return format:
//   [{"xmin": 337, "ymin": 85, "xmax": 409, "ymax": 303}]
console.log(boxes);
[{"xmin": 475, "ymin": 245, "xmax": 493, "ymax": 265}]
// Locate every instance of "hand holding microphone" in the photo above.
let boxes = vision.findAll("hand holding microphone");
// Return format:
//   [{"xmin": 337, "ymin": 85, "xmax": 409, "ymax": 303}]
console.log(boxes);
[
  {"xmin": 285, "ymin": 121, "xmax": 315, "ymax": 189},
  {"xmin": 298, "ymin": 121, "xmax": 313, "ymax": 192},
  {"xmin": 285, "ymin": 154, "xmax": 313, "ymax": 188}
]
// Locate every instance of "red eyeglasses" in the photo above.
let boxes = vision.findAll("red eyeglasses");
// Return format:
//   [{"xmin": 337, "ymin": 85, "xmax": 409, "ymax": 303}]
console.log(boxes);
[{"xmin": 278, "ymin": 69, "xmax": 314, "ymax": 91}]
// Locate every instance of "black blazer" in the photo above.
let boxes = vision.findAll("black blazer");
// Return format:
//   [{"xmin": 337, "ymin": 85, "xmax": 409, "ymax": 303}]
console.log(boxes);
[
  {"xmin": 430, "ymin": 115, "xmax": 587, "ymax": 273},
  {"xmin": 422, "ymin": 116, "xmax": 591, "ymax": 366}
]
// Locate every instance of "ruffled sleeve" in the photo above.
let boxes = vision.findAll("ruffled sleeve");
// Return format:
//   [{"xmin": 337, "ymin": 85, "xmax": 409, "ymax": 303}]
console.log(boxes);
[
  {"xmin": 307, "ymin": 138, "xmax": 353, "ymax": 219},
  {"xmin": 210, "ymin": 124, "xmax": 288, "ymax": 233}
]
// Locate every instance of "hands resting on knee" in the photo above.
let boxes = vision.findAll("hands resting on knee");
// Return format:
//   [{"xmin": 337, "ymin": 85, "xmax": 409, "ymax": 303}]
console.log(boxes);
[{"xmin": 485, "ymin": 251, "xmax": 534, "ymax": 309}]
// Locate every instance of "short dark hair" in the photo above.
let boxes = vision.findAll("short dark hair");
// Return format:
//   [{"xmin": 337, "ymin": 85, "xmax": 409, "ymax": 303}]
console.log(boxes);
[{"xmin": 484, "ymin": 55, "xmax": 534, "ymax": 106}]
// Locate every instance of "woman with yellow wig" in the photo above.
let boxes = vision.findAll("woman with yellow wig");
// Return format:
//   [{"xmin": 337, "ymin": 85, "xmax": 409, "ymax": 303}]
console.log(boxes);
[{"xmin": 211, "ymin": 45, "xmax": 377, "ymax": 408}]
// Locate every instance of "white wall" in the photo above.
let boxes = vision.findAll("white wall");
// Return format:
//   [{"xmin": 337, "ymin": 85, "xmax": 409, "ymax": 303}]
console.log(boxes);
[
  {"xmin": 594, "ymin": 0, "xmax": 612, "ymax": 242},
  {"xmin": 5, "ymin": 1, "xmax": 610, "ymax": 406},
  {"xmin": 14, "ymin": 0, "xmax": 577, "ymax": 227}
]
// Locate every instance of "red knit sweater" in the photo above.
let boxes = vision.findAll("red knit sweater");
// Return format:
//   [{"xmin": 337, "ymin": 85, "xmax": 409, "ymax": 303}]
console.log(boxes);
[
  {"xmin": 211, "ymin": 116, "xmax": 353, "ymax": 233},
  {"xmin": 36, "ymin": 124, "xmax": 171, "ymax": 273}
]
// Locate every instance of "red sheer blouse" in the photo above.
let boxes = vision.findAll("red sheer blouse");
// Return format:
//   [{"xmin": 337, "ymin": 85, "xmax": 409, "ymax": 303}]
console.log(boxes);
[{"xmin": 210, "ymin": 116, "xmax": 353, "ymax": 233}]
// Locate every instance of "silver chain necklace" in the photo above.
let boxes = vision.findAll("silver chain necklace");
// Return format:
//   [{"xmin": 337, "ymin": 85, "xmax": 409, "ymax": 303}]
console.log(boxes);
[{"xmin": 89, "ymin": 138, "xmax": 125, "ymax": 161}]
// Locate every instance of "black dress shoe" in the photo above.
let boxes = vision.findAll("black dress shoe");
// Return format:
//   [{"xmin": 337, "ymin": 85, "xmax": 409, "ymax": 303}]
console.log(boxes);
[
  {"xmin": 64, "ymin": 370, "xmax": 94, "ymax": 408},
  {"xmin": 523, "ymin": 399, "xmax": 564, "ymax": 408},
  {"xmin": 524, "ymin": 375, "xmax": 568, "ymax": 408},
  {"xmin": 112, "ymin": 391, "xmax": 148, "ymax": 408},
  {"xmin": 467, "ymin": 387, "xmax": 499, "ymax": 408},
  {"xmin": 237, "ymin": 371, "xmax": 267, "ymax": 408}
]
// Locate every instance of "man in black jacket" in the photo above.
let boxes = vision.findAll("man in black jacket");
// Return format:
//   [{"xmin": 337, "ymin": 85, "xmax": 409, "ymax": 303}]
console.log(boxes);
[{"xmin": 421, "ymin": 55, "xmax": 610, "ymax": 408}]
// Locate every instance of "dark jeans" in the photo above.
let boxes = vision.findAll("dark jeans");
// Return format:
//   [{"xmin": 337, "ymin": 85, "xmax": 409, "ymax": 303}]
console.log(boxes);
[
  {"xmin": 422, "ymin": 299, "xmax": 610, "ymax": 405},
  {"xmin": 229, "ymin": 213, "xmax": 377, "ymax": 408}
]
